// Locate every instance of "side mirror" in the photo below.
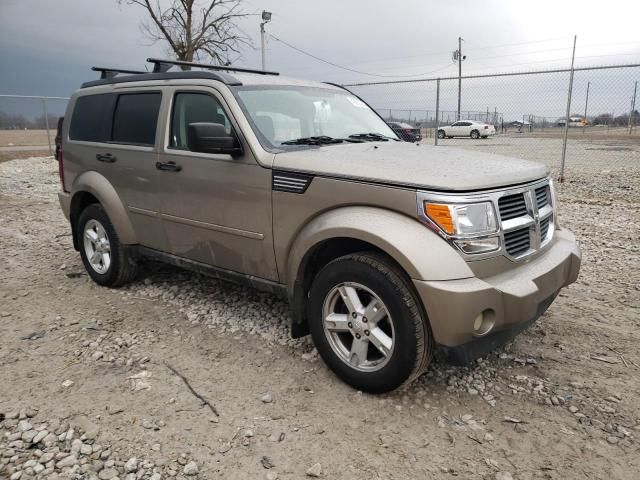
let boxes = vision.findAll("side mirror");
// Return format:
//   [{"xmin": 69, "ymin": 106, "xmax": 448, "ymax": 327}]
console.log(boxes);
[{"xmin": 187, "ymin": 122, "xmax": 242, "ymax": 156}]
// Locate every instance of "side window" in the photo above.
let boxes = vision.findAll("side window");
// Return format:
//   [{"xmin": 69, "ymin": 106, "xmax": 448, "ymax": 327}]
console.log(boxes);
[
  {"xmin": 452, "ymin": 122, "xmax": 461, "ymax": 126},
  {"xmin": 170, "ymin": 92, "xmax": 231, "ymax": 150},
  {"xmin": 69, "ymin": 94, "xmax": 113, "ymax": 142},
  {"xmin": 111, "ymin": 93, "xmax": 161, "ymax": 146}
]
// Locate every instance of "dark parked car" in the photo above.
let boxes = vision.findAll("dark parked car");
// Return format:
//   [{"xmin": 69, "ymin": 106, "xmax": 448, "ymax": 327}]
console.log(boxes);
[{"xmin": 387, "ymin": 122, "xmax": 422, "ymax": 142}]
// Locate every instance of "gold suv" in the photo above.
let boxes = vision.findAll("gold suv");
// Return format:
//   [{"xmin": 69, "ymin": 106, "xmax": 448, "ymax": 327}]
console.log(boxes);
[{"xmin": 57, "ymin": 59, "xmax": 581, "ymax": 392}]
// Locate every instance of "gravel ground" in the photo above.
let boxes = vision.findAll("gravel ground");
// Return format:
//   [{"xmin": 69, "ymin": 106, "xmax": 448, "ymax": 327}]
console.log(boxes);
[{"xmin": 1, "ymin": 139, "xmax": 639, "ymax": 480}]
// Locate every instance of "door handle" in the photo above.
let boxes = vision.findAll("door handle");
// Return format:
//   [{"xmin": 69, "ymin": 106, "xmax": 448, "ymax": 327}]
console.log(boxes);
[
  {"xmin": 96, "ymin": 153, "xmax": 116, "ymax": 163},
  {"xmin": 156, "ymin": 161, "xmax": 182, "ymax": 172}
]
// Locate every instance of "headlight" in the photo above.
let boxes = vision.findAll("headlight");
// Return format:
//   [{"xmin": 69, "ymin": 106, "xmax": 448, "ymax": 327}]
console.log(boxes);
[
  {"xmin": 424, "ymin": 201, "xmax": 497, "ymax": 236},
  {"xmin": 423, "ymin": 201, "xmax": 499, "ymax": 254}
]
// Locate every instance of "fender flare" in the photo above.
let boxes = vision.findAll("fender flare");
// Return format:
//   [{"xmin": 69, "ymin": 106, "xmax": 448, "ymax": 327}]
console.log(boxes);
[
  {"xmin": 286, "ymin": 206, "xmax": 473, "ymax": 293},
  {"xmin": 70, "ymin": 171, "xmax": 138, "ymax": 245}
]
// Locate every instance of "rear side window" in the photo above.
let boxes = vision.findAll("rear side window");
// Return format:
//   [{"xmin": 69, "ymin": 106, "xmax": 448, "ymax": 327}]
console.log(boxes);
[
  {"xmin": 112, "ymin": 93, "xmax": 161, "ymax": 146},
  {"xmin": 69, "ymin": 94, "xmax": 113, "ymax": 142}
]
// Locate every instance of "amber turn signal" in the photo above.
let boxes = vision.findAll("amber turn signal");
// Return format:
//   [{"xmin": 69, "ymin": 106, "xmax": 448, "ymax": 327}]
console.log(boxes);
[{"xmin": 425, "ymin": 203, "xmax": 455, "ymax": 235}]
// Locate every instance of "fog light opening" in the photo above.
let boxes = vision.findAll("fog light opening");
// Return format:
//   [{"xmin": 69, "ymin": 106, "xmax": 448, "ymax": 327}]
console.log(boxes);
[{"xmin": 472, "ymin": 309, "xmax": 495, "ymax": 337}]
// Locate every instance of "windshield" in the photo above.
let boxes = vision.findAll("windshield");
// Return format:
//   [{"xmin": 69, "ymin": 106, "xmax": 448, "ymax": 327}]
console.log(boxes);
[{"xmin": 234, "ymin": 86, "xmax": 398, "ymax": 148}]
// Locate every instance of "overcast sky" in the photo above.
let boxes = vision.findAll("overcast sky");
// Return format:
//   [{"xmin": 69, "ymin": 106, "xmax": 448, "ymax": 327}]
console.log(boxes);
[{"xmin": 1, "ymin": 0, "xmax": 639, "ymax": 119}]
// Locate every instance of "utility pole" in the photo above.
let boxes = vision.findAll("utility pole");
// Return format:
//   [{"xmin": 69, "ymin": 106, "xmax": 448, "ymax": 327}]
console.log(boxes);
[
  {"xmin": 559, "ymin": 35, "xmax": 577, "ymax": 183},
  {"xmin": 453, "ymin": 37, "xmax": 465, "ymax": 120},
  {"xmin": 260, "ymin": 11, "xmax": 272, "ymax": 70},
  {"xmin": 629, "ymin": 80, "xmax": 637, "ymax": 135},
  {"xmin": 582, "ymin": 81, "xmax": 590, "ymax": 134}
]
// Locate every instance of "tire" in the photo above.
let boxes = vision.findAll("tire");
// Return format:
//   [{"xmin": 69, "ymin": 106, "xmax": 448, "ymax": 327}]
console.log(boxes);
[
  {"xmin": 307, "ymin": 252, "xmax": 433, "ymax": 393},
  {"xmin": 76, "ymin": 203, "xmax": 138, "ymax": 287},
  {"xmin": 437, "ymin": 130, "xmax": 445, "ymax": 139},
  {"xmin": 470, "ymin": 130, "xmax": 480, "ymax": 139}
]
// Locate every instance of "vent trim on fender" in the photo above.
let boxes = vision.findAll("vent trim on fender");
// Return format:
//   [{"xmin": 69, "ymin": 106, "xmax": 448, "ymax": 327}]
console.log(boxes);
[{"xmin": 272, "ymin": 171, "xmax": 313, "ymax": 194}]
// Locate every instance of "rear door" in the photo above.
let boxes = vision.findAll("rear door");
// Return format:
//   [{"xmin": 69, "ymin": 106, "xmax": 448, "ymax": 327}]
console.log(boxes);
[
  {"xmin": 66, "ymin": 90, "xmax": 168, "ymax": 251},
  {"xmin": 155, "ymin": 86, "xmax": 277, "ymax": 281}
]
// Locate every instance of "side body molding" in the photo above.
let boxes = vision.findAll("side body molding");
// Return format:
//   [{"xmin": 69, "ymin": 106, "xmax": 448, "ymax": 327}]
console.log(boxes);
[
  {"xmin": 70, "ymin": 171, "xmax": 138, "ymax": 245},
  {"xmin": 286, "ymin": 206, "xmax": 474, "ymax": 293}
]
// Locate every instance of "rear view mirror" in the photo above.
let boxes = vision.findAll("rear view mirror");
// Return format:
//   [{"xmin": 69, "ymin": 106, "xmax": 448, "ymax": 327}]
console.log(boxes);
[{"xmin": 187, "ymin": 122, "xmax": 242, "ymax": 156}]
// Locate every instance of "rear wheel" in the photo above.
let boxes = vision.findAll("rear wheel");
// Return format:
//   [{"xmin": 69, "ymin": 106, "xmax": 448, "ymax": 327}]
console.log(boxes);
[
  {"xmin": 77, "ymin": 204, "xmax": 138, "ymax": 287},
  {"xmin": 470, "ymin": 130, "xmax": 480, "ymax": 139},
  {"xmin": 308, "ymin": 252, "xmax": 433, "ymax": 393},
  {"xmin": 437, "ymin": 130, "xmax": 445, "ymax": 139}
]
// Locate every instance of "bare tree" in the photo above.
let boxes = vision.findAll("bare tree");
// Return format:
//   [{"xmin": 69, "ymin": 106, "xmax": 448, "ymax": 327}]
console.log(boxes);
[{"xmin": 119, "ymin": 0, "xmax": 251, "ymax": 65}]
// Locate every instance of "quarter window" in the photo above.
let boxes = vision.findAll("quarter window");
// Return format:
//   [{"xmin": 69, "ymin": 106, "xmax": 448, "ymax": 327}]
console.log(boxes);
[
  {"xmin": 69, "ymin": 94, "xmax": 113, "ymax": 142},
  {"xmin": 111, "ymin": 93, "xmax": 161, "ymax": 146},
  {"xmin": 170, "ymin": 92, "xmax": 231, "ymax": 150}
]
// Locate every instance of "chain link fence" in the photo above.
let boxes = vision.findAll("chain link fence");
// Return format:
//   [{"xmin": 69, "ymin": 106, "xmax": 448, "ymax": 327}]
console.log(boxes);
[
  {"xmin": 345, "ymin": 64, "xmax": 640, "ymax": 183},
  {"xmin": 1, "ymin": 65, "xmax": 638, "ymax": 183},
  {"xmin": 0, "ymin": 95, "xmax": 69, "ymax": 157}
]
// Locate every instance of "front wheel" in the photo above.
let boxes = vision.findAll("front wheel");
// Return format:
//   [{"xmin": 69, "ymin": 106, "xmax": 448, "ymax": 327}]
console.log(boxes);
[
  {"xmin": 308, "ymin": 252, "xmax": 433, "ymax": 393},
  {"xmin": 77, "ymin": 204, "xmax": 138, "ymax": 287},
  {"xmin": 470, "ymin": 130, "xmax": 480, "ymax": 139},
  {"xmin": 437, "ymin": 130, "xmax": 445, "ymax": 139}
]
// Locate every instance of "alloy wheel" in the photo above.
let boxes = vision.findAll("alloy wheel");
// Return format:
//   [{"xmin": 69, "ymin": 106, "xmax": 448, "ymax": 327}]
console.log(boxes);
[
  {"xmin": 83, "ymin": 219, "xmax": 111, "ymax": 274},
  {"xmin": 322, "ymin": 282, "xmax": 395, "ymax": 372}
]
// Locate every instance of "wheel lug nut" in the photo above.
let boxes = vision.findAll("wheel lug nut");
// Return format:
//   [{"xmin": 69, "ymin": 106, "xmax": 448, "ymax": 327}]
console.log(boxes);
[
  {"xmin": 348, "ymin": 322, "xmax": 353, "ymax": 328},
  {"xmin": 351, "ymin": 312, "xmax": 357, "ymax": 319},
  {"xmin": 355, "ymin": 333, "xmax": 361, "ymax": 339},
  {"xmin": 364, "ymin": 330, "xmax": 369, "ymax": 336},
  {"xmin": 362, "ymin": 317, "xmax": 368, "ymax": 323}
]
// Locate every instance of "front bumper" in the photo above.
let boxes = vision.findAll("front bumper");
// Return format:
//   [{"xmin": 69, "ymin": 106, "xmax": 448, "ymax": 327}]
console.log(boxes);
[{"xmin": 413, "ymin": 228, "xmax": 581, "ymax": 364}]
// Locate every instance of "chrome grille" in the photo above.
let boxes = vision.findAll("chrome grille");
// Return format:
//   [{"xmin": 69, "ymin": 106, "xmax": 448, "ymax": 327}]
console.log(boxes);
[
  {"xmin": 540, "ymin": 216, "xmax": 551, "ymax": 240},
  {"xmin": 496, "ymin": 179, "xmax": 554, "ymax": 259},
  {"xmin": 535, "ymin": 185, "xmax": 549, "ymax": 209},
  {"xmin": 498, "ymin": 193, "xmax": 527, "ymax": 220},
  {"xmin": 504, "ymin": 227, "xmax": 530, "ymax": 256}
]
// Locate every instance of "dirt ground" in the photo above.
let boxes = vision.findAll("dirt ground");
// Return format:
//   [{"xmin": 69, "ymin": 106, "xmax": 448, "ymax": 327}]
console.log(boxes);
[{"xmin": 1, "ymin": 137, "xmax": 639, "ymax": 480}]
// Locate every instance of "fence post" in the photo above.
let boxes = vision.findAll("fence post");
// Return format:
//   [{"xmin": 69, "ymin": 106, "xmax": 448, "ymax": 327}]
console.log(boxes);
[
  {"xmin": 559, "ymin": 35, "xmax": 577, "ymax": 183},
  {"xmin": 434, "ymin": 79, "xmax": 440, "ymax": 146},
  {"xmin": 629, "ymin": 80, "xmax": 637, "ymax": 135},
  {"xmin": 42, "ymin": 98, "xmax": 52, "ymax": 156}
]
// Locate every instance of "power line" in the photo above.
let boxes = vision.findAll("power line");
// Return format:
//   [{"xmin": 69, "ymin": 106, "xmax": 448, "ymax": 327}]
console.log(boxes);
[{"xmin": 268, "ymin": 33, "xmax": 454, "ymax": 78}]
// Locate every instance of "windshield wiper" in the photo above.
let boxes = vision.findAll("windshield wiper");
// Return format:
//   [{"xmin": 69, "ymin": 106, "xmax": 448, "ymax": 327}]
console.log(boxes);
[
  {"xmin": 281, "ymin": 136, "xmax": 345, "ymax": 146},
  {"xmin": 348, "ymin": 133, "xmax": 397, "ymax": 142}
]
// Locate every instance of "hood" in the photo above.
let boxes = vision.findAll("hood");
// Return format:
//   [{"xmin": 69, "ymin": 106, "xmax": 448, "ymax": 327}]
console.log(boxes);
[{"xmin": 273, "ymin": 142, "xmax": 548, "ymax": 191}]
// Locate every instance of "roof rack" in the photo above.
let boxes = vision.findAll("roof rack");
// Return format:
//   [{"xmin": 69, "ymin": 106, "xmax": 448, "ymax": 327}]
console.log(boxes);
[
  {"xmin": 146, "ymin": 58, "xmax": 279, "ymax": 76},
  {"xmin": 91, "ymin": 66, "xmax": 147, "ymax": 80}
]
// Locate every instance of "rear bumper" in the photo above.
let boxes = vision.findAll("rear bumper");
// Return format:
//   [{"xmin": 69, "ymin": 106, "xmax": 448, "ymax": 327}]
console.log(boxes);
[{"xmin": 413, "ymin": 228, "xmax": 581, "ymax": 363}]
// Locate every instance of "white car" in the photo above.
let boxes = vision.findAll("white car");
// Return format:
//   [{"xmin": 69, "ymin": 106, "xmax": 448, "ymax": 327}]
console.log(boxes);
[{"xmin": 438, "ymin": 120, "xmax": 496, "ymax": 139}]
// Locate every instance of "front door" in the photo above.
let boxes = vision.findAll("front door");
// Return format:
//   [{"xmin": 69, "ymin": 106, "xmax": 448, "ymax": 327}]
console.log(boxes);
[{"xmin": 155, "ymin": 87, "xmax": 277, "ymax": 281}]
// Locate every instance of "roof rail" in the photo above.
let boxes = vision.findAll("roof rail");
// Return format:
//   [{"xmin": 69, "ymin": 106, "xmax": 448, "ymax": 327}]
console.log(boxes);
[
  {"xmin": 91, "ymin": 66, "xmax": 147, "ymax": 80},
  {"xmin": 146, "ymin": 58, "xmax": 279, "ymax": 76}
]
